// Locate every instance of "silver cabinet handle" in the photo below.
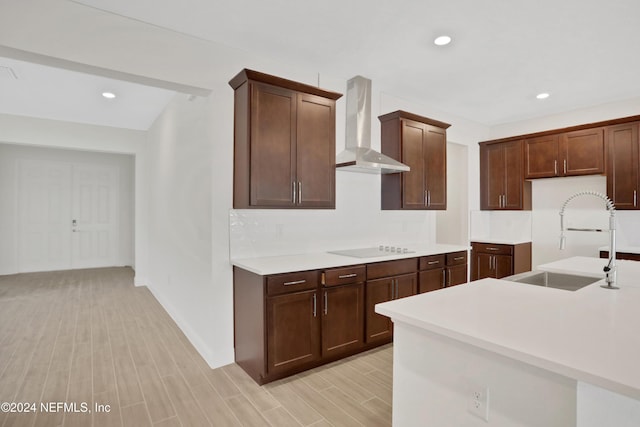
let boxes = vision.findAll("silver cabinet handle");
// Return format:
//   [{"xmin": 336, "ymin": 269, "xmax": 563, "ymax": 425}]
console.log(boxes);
[
  {"xmin": 338, "ymin": 273, "xmax": 357, "ymax": 279},
  {"xmin": 427, "ymin": 260, "xmax": 440, "ymax": 265},
  {"xmin": 441, "ymin": 269, "xmax": 446, "ymax": 288},
  {"xmin": 564, "ymin": 159, "xmax": 567, "ymax": 174},
  {"xmin": 486, "ymin": 247, "xmax": 500, "ymax": 251},
  {"xmin": 283, "ymin": 280, "xmax": 306, "ymax": 286},
  {"xmin": 312, "ymin": 293, "xmax": 317, "ymax": 317},
  {"xmin": 554, "ymin": 160, "xmax": 558, "ymax": 175},
  {"xmin": 292, "ymin": 181, "xmax": 297, "ymax": 203},
  {"xmin": 323, "ymin": 291, "xmax": 328, "ymax": 315},
  {"xmin": 427, "ymin": 190, "xmax": 431, "ymax": 207},
  {"xmin": 424, "ymin": 190, "xmax": 428, "ymax": 207},
  {"xmin": 635, "ymin": 190, "xmax": 637, "ymax": 207},
  {"xmin": 448, "ymin": 268, "xmax": 452, "ymax": 286},
  {"xmin": 298, "ymin": 181, "xmax": 302, "ymax": 203},
  {"xmin": 454, "ymin": 256, "xmax": 465, "ymax": 261}
]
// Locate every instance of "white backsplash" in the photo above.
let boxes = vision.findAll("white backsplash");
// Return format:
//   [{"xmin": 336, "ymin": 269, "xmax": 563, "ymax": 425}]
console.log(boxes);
[
  {"xmin": 229, "ymin": 209, "xmax": 436, "ymax": 259},
  {"xmin": 470, "ymin": 210, "xmax": 533, "ymax": 243}
]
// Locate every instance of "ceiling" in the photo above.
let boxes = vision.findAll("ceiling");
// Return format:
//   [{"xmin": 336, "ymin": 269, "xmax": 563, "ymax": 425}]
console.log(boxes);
[
  {"xmin": 0, "ymin": 56, "xmax": 176, "ymax": 130},
  {"xmin": 2, "ymin": 0, "xmax": 640, "ymax": 128}
]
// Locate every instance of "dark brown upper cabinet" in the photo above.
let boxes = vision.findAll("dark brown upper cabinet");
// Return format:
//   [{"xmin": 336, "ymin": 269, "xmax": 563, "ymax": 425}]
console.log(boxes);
[
  {"xmin": 480, "ymin": 140, "xmax": 532, "ymax": 210},
  {"xmin": 379, "ymin": 111, "xmax": 450, "ymax": 210},
  {"xmin": 524, "ymin": 128, "xmax": 604, "ymax": 179},
  {"xmin": 606, "ymin": 122, "xmax": 640, "ymax": 210},
  {"xmin": 229, "ymin": 69, "xmax": 342, "ymax": 209}
]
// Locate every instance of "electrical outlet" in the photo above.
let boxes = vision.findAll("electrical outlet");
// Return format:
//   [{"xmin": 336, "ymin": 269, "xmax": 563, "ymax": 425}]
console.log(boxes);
[{"xmin": 467, "ymin": 386, "xmax": 490, "ymax": 421}]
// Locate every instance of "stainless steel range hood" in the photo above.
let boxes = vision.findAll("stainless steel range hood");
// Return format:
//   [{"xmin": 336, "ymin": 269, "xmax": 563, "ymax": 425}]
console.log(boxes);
[{"xmin": 336, "ymin": 76, "xmax": 410, "ymax": 174}]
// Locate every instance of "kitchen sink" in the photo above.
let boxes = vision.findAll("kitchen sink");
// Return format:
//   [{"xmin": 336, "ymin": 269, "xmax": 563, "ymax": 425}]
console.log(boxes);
[{"xmin": 503, "ymin": 271, "xmax": 602, "ymax": 291}]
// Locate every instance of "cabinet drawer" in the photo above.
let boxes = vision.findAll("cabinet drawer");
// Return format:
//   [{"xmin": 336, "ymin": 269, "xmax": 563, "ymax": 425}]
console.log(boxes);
[
  {"xmin": 323, "ymin": 265, "xmax": 366, "ymax": 286},
  {"xmin": 446, "ymin": 251, "xmax": 468, "ymax": 266},
  {"xmin": 366, "ymin": 258, "xmax": 418, "ymax": 280},
  {"xmin": 472, "ymin": 242, "xmax": 513, "ymax": 255},
  {"xmin": 419, "ymin": 255, "xmax": 446, "ymax": 271},
  {"xmin": 267, "ymin": 271, "xmax": 318, "ymax": 296}
]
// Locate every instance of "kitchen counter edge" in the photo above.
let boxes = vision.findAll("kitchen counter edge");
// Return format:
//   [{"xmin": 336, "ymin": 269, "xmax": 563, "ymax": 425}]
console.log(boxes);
[{"xmin": 231, "ymin": 244, "xmax": 470, "ymax": 275}]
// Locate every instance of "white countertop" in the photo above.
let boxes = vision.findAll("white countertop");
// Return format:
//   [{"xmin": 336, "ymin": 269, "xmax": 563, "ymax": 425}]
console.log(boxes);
[
  {"xmin": 376, "ymin": 256, "xmax": 640, "ymax": 400},
  {"xmin": 470, "ymin": 238, "xmax": 532, "ymax": 245},
  {"xmin": 231, "ymin": 244, "xmax": 470, "ymax": 275}
]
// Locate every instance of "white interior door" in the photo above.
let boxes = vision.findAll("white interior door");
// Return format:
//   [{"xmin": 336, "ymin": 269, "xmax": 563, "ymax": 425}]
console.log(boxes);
[
  {"xmin": 71, "ymin": 165, "xmax": 119, "ymax": 269},
  {"xmin": 18, "ymin": 160, "xmax": 72, "ymax": 272},
  {"xmin": 17, "ymin": 160, "xmax": 119, "ymax": 272}
]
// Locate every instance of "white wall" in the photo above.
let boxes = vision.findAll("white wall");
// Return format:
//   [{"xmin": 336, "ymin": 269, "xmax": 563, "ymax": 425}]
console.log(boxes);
[
  {"xmin": 437, "ymin": 142, "xmax": 469, "ymax": 245},
  {"xmin": 144, "ymin": 93, "xmax": 227, "ymax": 367}
]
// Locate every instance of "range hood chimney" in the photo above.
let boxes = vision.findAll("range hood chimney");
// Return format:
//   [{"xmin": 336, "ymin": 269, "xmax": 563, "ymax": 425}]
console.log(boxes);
[{"xmin": 336, "ymin": 76, "xmax": 410, "ymax": 174}]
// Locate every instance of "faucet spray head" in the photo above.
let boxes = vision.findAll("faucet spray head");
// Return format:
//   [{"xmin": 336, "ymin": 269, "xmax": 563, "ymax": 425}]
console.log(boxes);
[{"xmin": 559, "ymin": 235, "xmax": 566, "ymax": 250}]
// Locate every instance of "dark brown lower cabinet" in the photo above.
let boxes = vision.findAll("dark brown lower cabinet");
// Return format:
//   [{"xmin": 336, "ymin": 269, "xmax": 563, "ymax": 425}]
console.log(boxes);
[
  {"xmin": 419, "ymin": 268, "xmax": 445, "ymax": 293},
  {"xmin": 471, "ymin": 242, "xmax": 532, "ymax": 281},
  {"xmin": 321, "ymin": 283, "xmax": 364, "ymax": 358},
  {"xmin": 447, "ymin": 263, "xmax": 468, "ymax": 286},
  {"xmin": 234, "ymin": 252, "xmax": 465, "ymax": 384},
  {"xmin": 419, "ymin": 251, "xmax": 468, "ymax": 293},
  {"xmin": 266, "ymin": 290, "xmax": 320, "ymax": 377},
  {"xmin": 365, "ymin": 272, "xmax": 417, "ymax": 344},
  {"xmin": 475, "ymin": 253, "xmax": 513, "ymax": 279}
]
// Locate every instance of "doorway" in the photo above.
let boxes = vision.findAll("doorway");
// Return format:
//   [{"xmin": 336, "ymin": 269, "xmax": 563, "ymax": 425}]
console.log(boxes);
[{"xmin": 17, "ymin": 159, "xmax": 120, "ymax": 272}]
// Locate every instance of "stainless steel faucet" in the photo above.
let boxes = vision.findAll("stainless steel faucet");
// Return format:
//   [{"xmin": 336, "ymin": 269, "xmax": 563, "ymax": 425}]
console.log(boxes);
[{"xmin": 559, "ymin": 191, "xmax": 618, "ymax": 289}]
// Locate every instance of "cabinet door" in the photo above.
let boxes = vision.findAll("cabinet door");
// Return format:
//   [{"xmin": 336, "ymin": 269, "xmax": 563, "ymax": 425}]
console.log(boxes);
[
  {"xmin": 321, "ymin": 283, "xmax": 364, "ymax": 358},
  {"xmin": 424, "ymin": 125, "xmax": 447, "ymax": 210},
  {"xmin": 401, "ymin": 120, "xmax": 427, "ymax": 209},
  {"xmin": 480, "ymin": 143, "xmax": 505, "ymax": 210},
  {"xmin": 503, "ymin": 140, "xmax": 525, "ymax": 209},
  {"xmin": 561, "ymin": 128, "xmax": 604, "ymax": 176},
  {"xmin": 296, "ymin": 93, "xmax": 336, "ymax": 208},
  {"xmin": 446, "ymin": 264, "xmax": 468, "ymax": 286},
  {"xmin": 267, "ymin": 290, "xmax": 320, "ymax": 376},
  {"xmin": 395, "ymin": 273, "xmax": 418, "ymax": 299},
  {"xmin": 365, "ymin": 278, "xmax": 394, "ymax": 343},
  {"xmin": 250, "ymin": 83, "xmax": 297, "ymax": 207},
  {"xmin": 419, "ymin": 269, "xmax": 445, "ymax": 293},
  {"xmin": 494, "ymin": 255, "xmax": 513, "ymax": 279},
  {"xmin": 606, "ymin": 123, "xmax": 639, "ymax": 209},
  {"xmin": 524, "ymin": 135, "xmax": 559, "ymax": 179},
  {"xmin": 473, "ymin": 253, "xmax": 494, "ymax": 280}
]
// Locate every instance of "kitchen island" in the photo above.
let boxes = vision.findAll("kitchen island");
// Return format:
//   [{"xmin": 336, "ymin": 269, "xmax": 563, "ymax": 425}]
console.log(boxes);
[{"xmin": 376, "ymin": 256, "xmax": 640, "ymax": 427}]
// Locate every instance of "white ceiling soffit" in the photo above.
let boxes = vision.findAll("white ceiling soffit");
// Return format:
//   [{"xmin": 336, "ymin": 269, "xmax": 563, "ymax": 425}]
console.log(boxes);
[
  {"xmin": 74, "ymin": 0, "xmax": 640, "ymax": 125},
  {"xmin": 0, "ymin": 55, "xmax": 177, "ymax": 130}
]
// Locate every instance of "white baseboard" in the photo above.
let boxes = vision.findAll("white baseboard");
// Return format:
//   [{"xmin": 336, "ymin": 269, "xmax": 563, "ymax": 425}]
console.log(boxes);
[{"xmin": 144, "ymin": 280, "xmax": 233, "ymax": 369}]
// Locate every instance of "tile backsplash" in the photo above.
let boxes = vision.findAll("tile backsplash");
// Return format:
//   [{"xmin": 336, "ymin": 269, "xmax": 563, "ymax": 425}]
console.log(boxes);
[{"xmin": 229, "ymin": 209, "xmax": 436, "ymax": 260}]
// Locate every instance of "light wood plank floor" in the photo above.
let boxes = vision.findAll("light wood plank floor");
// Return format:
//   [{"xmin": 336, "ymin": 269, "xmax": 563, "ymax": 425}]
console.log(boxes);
[{"xmin": 0, "ymin": 267, "xmax": 392, "ymax": 426}]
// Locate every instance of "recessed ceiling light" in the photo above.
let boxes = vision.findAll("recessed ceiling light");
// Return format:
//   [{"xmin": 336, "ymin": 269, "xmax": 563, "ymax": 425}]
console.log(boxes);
[
  {"xmin": 434, "ymin": 35, "xmax": 452, "ymax": 46},
  {"xmin": 102, "ymin": 92, "xmax": 116, "ymax": 99},
  {"xmin": 536, "ymin": 92, "xmax": 550, "ymax": 99}
]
